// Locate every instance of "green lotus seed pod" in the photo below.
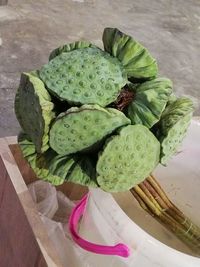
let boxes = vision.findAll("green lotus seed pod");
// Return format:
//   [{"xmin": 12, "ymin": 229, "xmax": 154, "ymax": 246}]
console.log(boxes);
[
  {"xmin": 127, "ymin": 78, "xmax": 173, "ymax": 128},
  {"xmin": 156, "ymin": 97, "xmax": 194, "ymax": 165},
  {"xmin": 49, "ymin": 40, "xmax": 94, "ymax": 60},
  {"xmin": 40, "ymin": 47, "xmax": 127, "ymax": 106},
  {"xmin": 103, "ymin": 27, "xmax": 158, "ymax": 80},
  {"xmin": 97, "ymin": 125, "xmax": 160, "ymax": 192},
  {"xmin": 49, "ymin": 104, "xmax": 131, "ymax": 155},
  {"xmin": 15, "ymin": 73, "xmax": 55, "ymax": 153}
]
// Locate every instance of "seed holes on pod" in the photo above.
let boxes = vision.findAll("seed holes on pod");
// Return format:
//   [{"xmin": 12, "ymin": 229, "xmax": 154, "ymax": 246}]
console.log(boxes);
[
  {"xmin": 73, "ymin": 89, "xmax": 80, "ymax": 94},
  {"xmin": 136, "ymin": 144, "xmax": 141, "ymax": 151},
  {"xmin": 79, "ymin": 81, "xmax": 84, "ymax": 86},
  {"xmin": 97, "ymin": 91, "xmax": 103, "ymax": 96},
  {"xmin": 56, "ymin": 80, "xmax": 62, "ymax": 84},
  {"xmin": 76, "ymin": 72, "xmax": 81, "ymax": 77},
  {"xmin": 64, "ymin": 123, "xmax": 70, "ymax": 128},
  {"xmin": 84, "ymin": 115, "xmax": 90, "ymax": 121},
  {"xmin": 105, "ymin": 84, "xmax": 111, "ymax": 90}
]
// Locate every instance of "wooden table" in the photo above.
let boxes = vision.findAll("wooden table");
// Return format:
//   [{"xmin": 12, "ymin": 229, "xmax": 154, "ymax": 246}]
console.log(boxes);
[{"xmin": 0, "ymin": 137, "xmax": 87, "ymax": 266}]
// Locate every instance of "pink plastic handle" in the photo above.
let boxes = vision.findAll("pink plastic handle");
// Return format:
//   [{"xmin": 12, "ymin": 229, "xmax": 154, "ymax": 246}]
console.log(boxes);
[{"xmin": 68, "ymin": 193, "xmax": 130, "ymax": 258}]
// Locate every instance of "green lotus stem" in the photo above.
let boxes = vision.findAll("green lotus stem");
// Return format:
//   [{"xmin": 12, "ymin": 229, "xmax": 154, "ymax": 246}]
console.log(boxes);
[
  {"xmin": 130, "ymin": 175, "xmax": 200, "ymax": 256},
  {"xmin": 147, "ymin": 175, "xmax": 200, "ymax": 241}
]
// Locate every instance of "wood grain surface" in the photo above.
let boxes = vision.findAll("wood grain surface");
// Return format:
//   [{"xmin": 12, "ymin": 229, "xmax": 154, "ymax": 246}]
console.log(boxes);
[
  {"xmin": 0, "ymin": 157, "xmax": 47, "ymax": 267},
  {"xmin": 0, "ymin": 137, "xmax": 88, "ymax": 266}
]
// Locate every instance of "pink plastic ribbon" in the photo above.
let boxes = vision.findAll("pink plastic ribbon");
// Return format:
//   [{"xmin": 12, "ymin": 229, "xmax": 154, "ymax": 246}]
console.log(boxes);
[{"xmin": 68, "ymin": 193, "xmax": 130, "ymax": 258}]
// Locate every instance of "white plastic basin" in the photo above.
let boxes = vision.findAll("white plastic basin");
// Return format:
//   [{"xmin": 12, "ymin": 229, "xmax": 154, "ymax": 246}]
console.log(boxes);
[{"xmin": 79, "ymin": 118, "xmax": 200, "ymax": 267}]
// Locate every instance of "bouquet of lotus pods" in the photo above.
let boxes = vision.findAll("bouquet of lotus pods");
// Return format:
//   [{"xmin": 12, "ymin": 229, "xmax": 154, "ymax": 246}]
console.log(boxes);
[{"xmin": 15, "ymin": 28, "xmax": 200, "ymax": 254}]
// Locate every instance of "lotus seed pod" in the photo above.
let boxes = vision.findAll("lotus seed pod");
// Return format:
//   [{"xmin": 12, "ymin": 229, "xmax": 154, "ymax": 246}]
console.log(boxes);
[
  {"xmin": 127, "ymin": 78, "xmax": 173, "ymax": 128},
  {"xmin": 49, "ymin": 104, "xmax": 131, "ymax": 155},
  {"xmin": 103, "ymin": 27, "xmax": 158, "ymax": 80},
  {"xmin": 97, "ymin": 125, "xmax": 160, "ymax": 192},
  {"xmin": 39, "ymin": 47, "xmax": 127, "ymax": 106},
  {"xmin": 49, "ymin": 40, "xmax": 94, "ymax": 60},
  {"xmin": 15, "ymin": 73, "xmax": 55, "ymax": 153},
  {"xmin": 156, "ymin": 97, "xmax": 194, "ymax": 165}
]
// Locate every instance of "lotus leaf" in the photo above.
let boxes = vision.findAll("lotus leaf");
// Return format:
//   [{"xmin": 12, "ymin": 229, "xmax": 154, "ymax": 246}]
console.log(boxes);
[
  {"xmin": 103, "ymin": 27, "xmax": 158, "ymax": 80},
  {"xmin": 18, "ymin": 133, "xmax": 97, "ymax": 186},
  {"xmin": 127, "ymin": 78, "xmax": 173, "ymax": 128}
]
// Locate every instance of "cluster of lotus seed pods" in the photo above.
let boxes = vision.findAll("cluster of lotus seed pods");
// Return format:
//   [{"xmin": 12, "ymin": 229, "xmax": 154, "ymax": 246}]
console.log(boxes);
[{"xmin": 15, "ymin": 28, "xmax": 194, "ymax": 192}]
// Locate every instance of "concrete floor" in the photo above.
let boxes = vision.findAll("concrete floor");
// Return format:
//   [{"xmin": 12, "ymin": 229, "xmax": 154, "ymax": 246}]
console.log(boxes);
[{"xmin": 0, "ymin": 0, "xmax": 200, "ymax": 137}]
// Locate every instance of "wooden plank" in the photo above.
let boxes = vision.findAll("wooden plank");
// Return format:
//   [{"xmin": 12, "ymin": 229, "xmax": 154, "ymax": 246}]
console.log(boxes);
[
  {"xmin": 0, "ymin": 157, "xmax": 47, "ymax": 267},
  {"xmin": 0, "ymin": 137, "xmax": 64, "ymax": 267},
  {"xmin": 0, "ymin": 138, "xmax": 27, "ymax": 194},
  {"xmin": 0, "ymin": 136, "xmax": 88, "ymax": 266},
  {"xmin": 5, "ymin": 136, "xmax": 17, "ymax": 145}
]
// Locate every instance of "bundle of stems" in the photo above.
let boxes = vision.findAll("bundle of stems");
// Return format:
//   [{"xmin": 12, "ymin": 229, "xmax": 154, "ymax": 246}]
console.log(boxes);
[{"xmin": 130, "ymin": 175, "xmax": 200, "ymax": 255}]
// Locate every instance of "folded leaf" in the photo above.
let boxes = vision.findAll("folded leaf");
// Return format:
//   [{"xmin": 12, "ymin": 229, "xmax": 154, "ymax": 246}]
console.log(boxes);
[
  {"xmin": 49, "ymin": 41, "xmax": 94, "ymax": 60},
  {"xmin": 67, "ymin": 157, "xmax": 98, "ymax": 187},
  {"xmin": 156, "ymin": 98, "xmax": 194, "ymax": 164},
  {"xmin": 18, "ymin": 133, "xmax": 97, "ymax": 187},
  {"xmin": 127, "ymin": 78, "xmax": 173, "ymax": 128},
  {"xmin": 103, "ymin": 27, "xmax": 158, "ymax": 80}
]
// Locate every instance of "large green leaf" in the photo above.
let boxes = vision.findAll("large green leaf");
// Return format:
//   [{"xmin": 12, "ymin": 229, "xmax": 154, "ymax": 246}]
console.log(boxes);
[
  {"xmin": 49, "ymin": 41, "xmax": 94, "ymax": 60},
  {"xmin": 18, "ymin": 133, "xmax": 98, "ymax": 187},
  {"xmin": 127, "ymin": 78, "xmax": 173, "ymax": 128},
  {"xmin": 103, "ymin": 27, "xmax": 158, "ymax": 80}
]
